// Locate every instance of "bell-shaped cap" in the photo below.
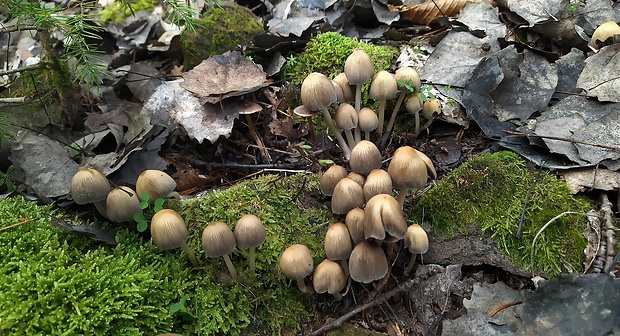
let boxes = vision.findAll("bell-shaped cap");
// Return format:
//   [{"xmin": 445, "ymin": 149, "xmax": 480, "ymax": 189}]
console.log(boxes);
[
  {"xmin": 333, "ymin": 73, "xmax": 355, "ymax": 102},
  {"xmin": 331, "ymin": 178, "xmax": 364, "ymax": 215},
  {"xmin": 404, "ymin": 224, "xmax": 429, "ymax": 254},
  {"xmin": 70, "ymin": 168, "xmax": 111, "ymax": 204},
  {"xmin": 345, "ymin": 208, "xmax": 366, "ymax": 244},
  {"xmin": 369, "ymin": 70, "xmax": 398, "ymax": 101},
  {"xmin": 388, "ymin": 146, "xmax": 436, "ymax": 190},
  {"xmin": 301, "ymin": 72, "xmax": 337, "ymax": 111},
  {"xmin": 364, "ymin": 193, "xmax": 407, "ymax": 240},
  {"xmin": 324, "ymin": 223, "xmax": 353, "ymax": 261},
  {"xmin": 358, "ymin": 107, "xmax": 379, "ymax": 133},
  {"xmin": 234, "ymin": 214, "xmax": 266, "ymax": 249},
  {"xmin": 349, "ymin": 240, "xmax": 388, "ymax": 283},
  {"xmin": 422, "ymin": 98, "xmax": 442, "ymax": 119},
  {"xmin": 363, "ymin": 169, "xmax": 392, "ymax": 202},
  {"xmin": 106, "ymin": 186, "xmax": 141, "ymax": 222},
  {"xmin": 350, "ymin": 140, "xmax": 382, "ymax": 175},
  {"xmin": 395, "ymin": 66, "xmax": 421, "ymax": 93},
  {"xmin": 279, "ymin": 244, "xmax": 314, "ymax": 280},
  {"xmin": 334, "ymin": 103, "xmax": 358, "ymax": 131},
  {"xmin": 313, "ymin": 259, "xmax": 346, "ymax": 297},
  {"xmin": 202, "ymin": 221, "xmax": 236, "ymax": 258},
  {"xmin": 136, "ymin": 169, "xmax": 177, "ymax": 202},
  {"xmin": 151, "ymin": 209, "xmax": 188, "ymax": 251},
  {"xmin": 344, "ymin": 49, "xmax": 374, "ymax": 85},
  {"xmin": 320, "ymin": 165, "xmax": 348, "ymax": 196}
]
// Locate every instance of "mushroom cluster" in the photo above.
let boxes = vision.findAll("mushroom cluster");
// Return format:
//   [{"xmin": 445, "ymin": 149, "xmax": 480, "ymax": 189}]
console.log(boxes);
[{"xmin": 295, "ymin": 49, "xmax": 440, "ymax": 159}]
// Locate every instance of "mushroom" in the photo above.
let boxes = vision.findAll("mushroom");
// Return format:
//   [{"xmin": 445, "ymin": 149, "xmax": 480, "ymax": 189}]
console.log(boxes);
[
  {"xmin": 106, "ymin": 186, "xmax": 142, "ymax": 223},
  {"xmin": 320, "ymin": 164, "xmax": 348, "ymax": 196},
  {"xmin": 382, "ymin": 67, "xmax": 421, "ymax": 146},
  {"xmin": 324, "ymin": 222, "xmax": 353, "ymax": 277},
  {"xmin": 387, "ymin": 146, "xmax": 436, "ymax": 208},
  {"xmin": 358, "ymin": 107, "xmax": 379, "ymax": 141},
  {"xmin": 234, "ymin": 214, "xmax": 266, "ymax": 275},
  {"xmin": 363, "ymin": 193, "xmax": 407, "ymax": 241},
  {"xmin": 363, "ymin": 169, "xmax": 392, "ymax": 202},
  {"xmin": 369, "ymin": 70, "xmax": 398, "ymax": 136},
  {"xmin": 312, "ymin": 259, "xmax": 347, "ymax": 300},
  {"xmin": 301, "ymin": 72, "xmax": 351, "ymax": 159},
  {"xmin": 591, "ymin": 21, "xmax": 620, "ymax": 50},
  {"xmin": 405, "ymin": 93, "xmax": 424, "ymax": 137},
  {"xmin": 239, "ymin": 100, "xmax": 271, "ymax": 163},
  {"xmin": 331, "ymin": 177, "xmax": 365, "ymax": 215},
  {"xmin": 332, "ymin": 80, "xmax": 345, "ymax": 103},
  {"xmin": 349, "ymin": 240, "xmax": 388, "ymax": 284},
  {"xmin": 418, "ymin": 98, "xmax": 442, "ymax": 136},
  {"xmin": 332, "ymin": 72, "xmax": 355, "ymax": 103},
  {"xmin": 403, "ymin": 224, "xmax": 429, "ymax": 276},
  {"xmin": 345, "ymin": 208, "xmax": 366, "ymax": 244},
  {"xmin": 334, "ymin": 103, "xmax": 358, "ymax": 149},
  {"xmin": 202, "ymin": 221, "xmax": 238, "ymax": 280},
  {"xmin": 346, "ymin": 172, "xmax": 365, "ymax": 188},
  {"xmin": 136, "ymin": 169, "xmax": 179, "ymax": 202},
  {"xmin": 349, "ymin": 140, "xmax": 382, "ymax": 175},
  {"xmin": 70, "ymin": 167, "xmax": 111, "ymax": 218},
  {"xmin": 294, "ymin": 105, "xmax": 321, "ymax": 148},
  {"xmin": 344, "ymin": 49, "xmax": 374, "ymax": 114},
  {"xmin": 279, "ymin": 244, "xmax": 314, "ymax": 293},
  {"xmin": 151, "ymin": 209, "xmax": 199, "ymax": 267}
]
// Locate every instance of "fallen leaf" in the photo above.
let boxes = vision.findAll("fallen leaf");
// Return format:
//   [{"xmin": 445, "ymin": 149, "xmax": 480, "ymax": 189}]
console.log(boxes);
[
  {"xmin": 50, "ymin": 218, "xmax": 117, "ymax": 246},
  {"xmin": 576, "ymin": 44, "xmax": 620, "ymax": 103},
  {"xmin": 561, "ymin": 167, "xmax": 620, "ymax": 193},
  {"xmin": 389, "ymin": 0, "xmax": 482, "ymax": 25},
  {"xmin": 268, "ymin": 117, "xmax": 306, "ymax": 139}
]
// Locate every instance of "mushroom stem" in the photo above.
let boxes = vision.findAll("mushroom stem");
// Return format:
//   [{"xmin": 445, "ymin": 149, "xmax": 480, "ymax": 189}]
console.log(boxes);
[
  {"xmin": 296, "ymin": 278, "xmax": 312, "ymax": 294},
  {"xmin": 332, "ymin": 291, "xmax": 343, "ymax": 300},
  {"xmin": 377, "ymin": 100, "xmax": 387, "ymax": 136},
  {"xmin": 418, "ymin": 117, "xmax": 435, "ymax": 135},
  {"xmin": 180, "ymin": 242, "xmax": 200, "ymax": 267},
  {"xmin": 307, "ymin": 117, "xmax": 317, "ymax": 148},
  {"xmin": 249, "ymin": 246, "xmax": 256, "ymax": 274},
  {"xmin": 381, "ymin": 91, "xmax": 406, "ymax": 147},
  {"xmin": 93, "ymin": 201, "xmax": 108, "ymax": 219},
  {"xmin": 365, "ymin": 130, "xmax": 371, "ymax": 140},
  {"xmin": 222, "ymin": 254, "xmax": 239, "ymax": 280},
  {"xmin": 354, "ymin": 85, "xmax": 362, "ymax": 113},
  {"xmin": 397, "ymin": 188, "xmax": 410, "ymax": 208},
  {"xmin": 413, "ymin": 111, "xmax": 421, "ymax": 138},
  {"xmin": 403, "ymin": 253, "xmax": 417, "ymax": 276},
  {"xmin": 340, "ymin": 259, "xmax": 349, "ymax": 278},
  {"xmin": 344, "ymin": 129, "xmax": 356, "ymax": 150},
  {"xmin": 166, "ymin": 191, "xmax": 181, "ymax": 200},
  {"xmin": 246, "ymin": 114, "xmax": 272, "ymax": 164},
  {"xmin": 354, "ymin": 127, "xmax": 361, "ymax": 145},
  {"xmin": 320, "ymin": 108, "xmax": 351, "ymax": 159}
]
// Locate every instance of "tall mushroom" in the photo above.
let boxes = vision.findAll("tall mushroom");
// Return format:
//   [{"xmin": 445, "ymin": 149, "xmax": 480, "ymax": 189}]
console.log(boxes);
[
  {"xmin": 151, "ymin": 209, "xmax": 199, "ymax": 267},
  {"xmin": 334, "ymin": 103, "xmax": 358, "ymax": 149},
  {"xmin": 202, "ymin": 221, "xmax": 238, "ymax": 280},
  {"xmin": 358, "ymin": 107, "xmax": 379, "ymax": 141},
  {"xmin": 106, "ymin": 186, "xmax": 142, "ymax": 223},
  {"xmin": 301, "ymin": 72, "xmax": 351, "ymax": 159},
  {"xmin": 382, "ymin": 67, "xmax": 421, "ymax": 146},
  {"xmin": 387, "ymin": 146, "xmax": 436, "ymax": 208},
  {"xmin": 403, "ymin": 224, "xmax": 429, "ymax": 276},
  {"xmin": 239, "ymin": 100, "xmax": 271, "ymax": 163},
  {"xmin": 70, "ymin": 167, "xmax": 111, "ymax": 218},
  {"xmin": 324, "ymin": 222, "xmax": 353, "ymax": 277},
  {"xmin": 313, "ymin": 259, "xmax": 347, "ymax": 300},
  {"xmin": 369, "ymin": 70, "xmax": 398, "ymax": 136},
  {"xmin": 349, "ymin": 240, "xmax": 388, "ymax": 284},
  {"xmin": 344, "ymin": 49, "xmax": 375, "ymax": 115},
  {"xmin": 279, "ymin": 244, "xmax": 314, "ymax": 293},
  {"xmin": 234, "ymin": 214, "xmax": 266, "ymax": 275},
  {"xmin": 136, "ymin": 169, "xmax": 179, "ymax": 202}
]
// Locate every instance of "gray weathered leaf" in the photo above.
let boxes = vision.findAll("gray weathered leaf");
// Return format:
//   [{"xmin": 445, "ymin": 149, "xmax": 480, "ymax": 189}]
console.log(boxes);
[{"xmin": 576, "ymin": 44, "xmax": 620, "ymax": 102}]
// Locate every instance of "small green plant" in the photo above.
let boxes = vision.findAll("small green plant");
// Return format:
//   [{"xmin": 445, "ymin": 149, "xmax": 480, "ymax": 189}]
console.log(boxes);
[
  {"xmin": 568, "ymin": 0, "xmax": 579, "ymax": 12},
  {"xmin": 133, "ymin": 193, "xmax": 165, "ymax": 232},
  {"xmin": 170, "ymin": 294, "xmax": 200, "ymax": 321},
  {"xmin": 419, "ymin": 86, "xmax": 436, "ymax": 101},
  {"xmin": 397, "ymin": 79, "xmax": 419, "ymax": 93},
  {"xmin": 0, "ymin": 166, "xmax": 17, "ymax": 192}
]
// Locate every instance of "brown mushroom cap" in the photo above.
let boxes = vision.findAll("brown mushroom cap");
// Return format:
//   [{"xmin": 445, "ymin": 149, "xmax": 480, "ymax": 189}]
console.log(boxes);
[
  {"xmin": 395, "ymin": 67, "xmax": 421, "ymax": 93},
  {"xmin": 422, "ymin": 98, "xmax": 442, "ymax": 119},
  {"xmin": 279, "ymin": 244, "xmax": 314, "ymax": 280},
  {"xmin": 332, "ymin": 80, "xmax": 346, "ymax": 103},
  {"xmin": 331, "ymin": 178, "xmax": 365, "ymax": 215},
  {"xmin": 349, "ymin": 240, "xmax": 388, "ymax": 283},
  {"xmin": 293, "ymin": 105, "xmax": 320, "ymax": 118},
  {"xmin": 324, "ymin": 223, "xmax": 353, "ymax": 261},
  {"xmin": 234, "ymin": 214, "xmax": 266, "ymax": 249},
  {"xmin": 301, "ymin": 72, "xmax": 338, "ymax": 111},
  {"xmin": 136, "ymin": 169, "xmax": 177, "ymax": 202},
  {"xmin": 349, "ymin": 140, "xmax": 382, "ymax": 175},
  {"xmin": 404, "ymin": 224, "xmax": 429, "ymax": 254},
  {"xmin": 320, "ymin": 165, "xmax": 348, "ymax": 196},
  {"xmin": 591, "ymin": 21, "xmax": 620, "ymax": 48},
  {"xmin": 345, "ymin": 208, "xmax": 366, "ymax": 244},
  {"xmin": 405, "ymin": 94, "xmax": 423, "ymax": 114},
  {"xmin": 364, "ymin": 193, "xmax": 407, "ymax": 240},
  {"xmin": 312, "ymin": 259, "xmax": 346, "ymax": 297},
  {"xmin": 70, "ymin": 168, "xmax": 111, "ymax": 204},
  {"xmin": 333, "ymin": 73, "xmax": 355, "ymax": 102},
  {"xmin": 369, "ymin": 70, "xmax": 398, "ymax": 101},
  {"xmin": 202, "ymin": 221, "xmax": 236, "ymax": 257},
  {"xmin": 334, "ymin": 103, "xmax": 358, "ymax": 130},
  {"xmin": 344, "ymin": 49, "xmax": 375, "ymax": 85},
  {"xmin": 357, "ymin": 107, "xmax": 379, "ymax": 133},
  {"xmin": 151, "ymin": 209, "xmax": 188, "ymax": 251},
  {"xmin": 388, "ymin": 146, "xmax": 434, "ymax": 190},
  {"xmin": 363, "ymin": 169, "xmax": 393, "ymax": 202},
  {"xmin": 106, "ymin": 186, "xmax": 141, "ymax": 222},
  {"xmin": 347, "ymin": 172, "xmax": 366, "ymax": 188}
]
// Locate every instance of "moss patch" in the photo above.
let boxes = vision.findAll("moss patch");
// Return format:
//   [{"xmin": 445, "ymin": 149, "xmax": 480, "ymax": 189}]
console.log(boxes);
[
  {"xmin": 100, "ymin": 0, "xmax": 160, "ymax": 23},
  {"xmin": 411, "ymin": 151, "xmax": 593, "ymax": 277},
  {"xmin": 0, "ymin": 173, "xmax": 335, "ymax": 335}
]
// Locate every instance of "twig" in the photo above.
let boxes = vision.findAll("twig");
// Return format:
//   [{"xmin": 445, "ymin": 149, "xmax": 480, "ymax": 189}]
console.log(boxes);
[
  {"xmin": 188, "ymin": 156, "xmax": 312, "ymax": 171},
  {"xmin": 503, "ymin": 130, "xmax": 620, "ymax": 152},
  {"xmin": 0, "ymin": 218, "xmax": 35, "ymax": 231},
  {"xmin": 307, "ymin": 266, "xmax": 444, "ymax": 336},
  {"xmin": 487, "ymin": 301, "xmax": 522, "ymax": 317},
  {"xmin": 0, "ymin": 97, "xmax": 27, "ymax": 104},
  {"xmin": 0, "ymin": 24, "xmax": 39, "ymax": 33},
  {"xmin": 600, "ymin": 193, "xmax": 617, "ymax": 273},
  {"xmin": 0, "ymin": 63, "xmax": 46, "ymax": 76}
]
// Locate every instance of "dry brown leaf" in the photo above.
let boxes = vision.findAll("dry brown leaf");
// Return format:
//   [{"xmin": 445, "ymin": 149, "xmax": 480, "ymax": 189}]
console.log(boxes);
[{"xmin": 389, "ymin": 0, "xmax": 482, "ymax": 25}]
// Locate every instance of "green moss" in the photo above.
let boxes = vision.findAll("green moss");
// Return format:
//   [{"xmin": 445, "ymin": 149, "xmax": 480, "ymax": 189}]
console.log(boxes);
[
  {"xmin": 100, "ymin": 0, "xmax": 160, "ymax": 23},
  {"xmin": 411, "ymin": 151, "xmax": 593, "ymax": 277},
  {"xmin": 0, "ymin": 173, "xmax": 335, "ymax": 335},
  {"xmin": 180, "ymin": 4, "xmax": 264, "ymax": 70}
]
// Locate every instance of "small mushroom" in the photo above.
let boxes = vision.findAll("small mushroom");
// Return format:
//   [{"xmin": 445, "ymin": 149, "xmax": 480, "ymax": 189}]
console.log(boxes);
[
  {"xmin": 324, "ymin": 222, "xmax": 353, "ymax": 277},
  {"xmin": 320, "ymin": 165, "xmax": 348, "ymax": 196},
  {"xmin": 388, "ymin": 146, "xmax": 436, "ymax": 208},
  {"xmin": 280, "ymin": 244, "xmax": 314, "ymax": 293},
  {"xmin": 136, "ymin": 169, "xmax": 179, "ymax": 202},
  {"xmin": 151, "ymin": 209, "xmax": 199, "ymax": 267},
  {"xmin": 106, "ymin": 186, "xmax": 142, "ymax": 223},
  {"xmin": 332, "ymin": 72, "xmax": 355, "ymax": 103},
  {"xmin": 349, "ymin": 140, "xmax": 382, "ymax": 175},
  {"xmin": 358, "ymin": 107, "xmax": 379, "ymax": 141},
  {"xmin": 403, "ymin": 224, "xmax": 429, "ymax": 276},
  {"xmin": 418, "ymin": 98, "xmax": 442, "ymax": 136},
  {"xmin": 591, "ymin": 21, "xmax": 620, "ymax": 50},
  {"xmin": 313, "ymin": 259, "xmax": 346, "ymax": 300},
  {"xmin": 363, "ymin": 169, "xmax": 392, "ymax": 202},
  {"xmin": 202, "ymin": 221, "xmax": 238, "ymax": 280},
  {"xmin": 234, "ymin": 214, "xmax": 266, "ymax": 275},
  {"xmin": 70, "ymin": 167, "xmax": 111, "ymax": 218},
  {"xmin": 334, "ymin": 103, "xmax": 359, "ymax": 149},
  {"xmin": 349, "ymin": 240, "xmax": 388, "ymax": 284},
  {"xmin": 331, "ymin": 177, "xmax": 365, "ymax": 215},
  {"xmin": 347, "ymin": 172, "xmax": 366, "ymax": 188},
  {"xmin": 344, "ymin": 49, "xmax": 374, "ymax": 114},
  {"xmin": 364, "ymin": 193, "xmax": 407, "ymax": 241},
  {"xmin": 239, "ymin": 100, "xmax": 271, "ymax": 163},
  {"xmin": 369, "ymin": 70, "xmax": 398, "ymax": 136},
  {"xmin": 345, "ymin": 207, "xmax": 366, "ymax": 244},
  {"xmin": 294, "ymin": 105, "xmax": 320, "ymax": 148},
  {"xmin": 382, "ymin": 67, "xmax": 421, "ymax": 146}
]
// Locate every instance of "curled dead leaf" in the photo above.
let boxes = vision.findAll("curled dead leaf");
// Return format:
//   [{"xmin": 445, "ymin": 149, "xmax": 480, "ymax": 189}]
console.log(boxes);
[{"xmin": 389, "ymin": 0, "xmax": 482, "ymax": 25}]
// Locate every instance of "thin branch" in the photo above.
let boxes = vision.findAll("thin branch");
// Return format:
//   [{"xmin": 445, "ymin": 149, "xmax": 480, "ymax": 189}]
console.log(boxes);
[
  {"xmin": 188, "ymin": 156, "xmax": 312, "ymax": 171},
  {"xmin": 503, "ymin": 130, "xmax": 620, "ymax": 152},
  {"xmin": 0, "ymin": 63, "xmax": 46, "ymax": 76},
  {"xmin": 0, "ymin": 25, "xmax": 40, "ymax": 33}
]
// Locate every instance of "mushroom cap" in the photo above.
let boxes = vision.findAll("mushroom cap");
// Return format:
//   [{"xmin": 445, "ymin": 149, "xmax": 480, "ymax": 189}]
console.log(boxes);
[
  {"xmin": 333, "ymin": 73, "xmax": 355, "ymax": 102},
  {"xmin": 324, "ymin": 222, "xmax": 353, "ymax": 261},
  {"xmin": 363, "ymin": 169, "xmax": 393, "ymax": 202},
  {"xmin": 279, "ymin": 244, "xmax": 314, "ymax": 280},
  {"xmin": 70, "ymin": 168, "xmax": 111, "ymax": 204},
  {"xmin": 345, "ymin": 208, "xmax": 366, "ymax": 244},
  {"xmin": 344, "ymin": 49, "xmax": 375, "ymax": 85},
  {"xmin": 364, "ymin": 193, "xmax": 407, "ymax": 240},
  {"xmin": 106, "ymin": 186, "xmax": 141, "ymax": 222},
  {"xmin": 312, "ymin": 259, "xmax": 346, "ymax": 295},
  {"xmin": 357, "ymin": 107, "xmax": 379, "ymax": 132},
  {"xmin": 369, "ymin": 70, "xmax": 398, "ymax": 100},
  {"xmin": 591, "ymin": 21, "xmax": 620, "ymax": 48},
  {"xmin": 388, "ymin": 146, "xmax": 435, "ymax": 190},
  {"xmin": 334, "ymin": 103, "xmax": 358, "ymax": 130},
  {"xmin": 136, "ymin": 169, "xmax": 177, "ymax": 202},
  {"xmin": 405, "ymin": 94, "xmax": 423, "ymax": 114},
  {"xmin": 404, "ymin": 224, "xmax": 429, "ymax": 254},
  {"xmin": 234, "ymin": 214, "xmax": 266, "ymax": 249},
  {"xmin": 331, "ymin": 178, "xmax": 365, "ymax": 215},
  {"xmin": 347, "ymin": 172, "xmax": 366, "ymax": 188},
  {"xmin": 422, "ymin": 98, "xmax": 442, "ymax": 119},
  {"xmin": 349, "ymin": 140, "xmax": 382, "ymax": 175},
  {"xmin": 301, "ymin": 72, "xmax": 337, "ymax": 111},
  {"xmin": 395, "ymin": 67, "xmax": 421, "ymax": 93},
  {"xmin": 202, "ymin": 221, "xmax": 236, "ymax": 258},
  {"xmin": 151, "ymin": 209, "xmax": 188, "ymax": 251},
  {"xmin": 293, "ymin": 105, "xmax": 319, "ymax": 118},
  {"xmin": 349, "ymin": 240, "xmax": 388, "ymax": 283},
  {"xmin": 320, "ymin": 165, "xmax": 348, "ymax": 196},
  {"xmin": 332, "ymin": 80, "xmax": 346, "ymax": 103}
]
